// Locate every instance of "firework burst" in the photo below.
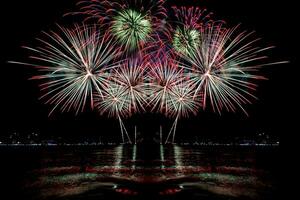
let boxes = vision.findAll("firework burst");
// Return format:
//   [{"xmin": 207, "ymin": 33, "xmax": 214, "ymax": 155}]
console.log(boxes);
[
  {"xmin": 95, "ymin": 58, "xmax": 147, "ymax": 143},
  {"xmin": 166, "ymin": 82, "xmax": 201, "ymax": 119},
  {"xmin": 147, "ymin": 54, "xmax": 202, "ymax": 143},
  {"xmin": 147, "ymin": 57, "xmax": 185, "ymax": 113},
  {"xmin": 75, "ymin": 0, "xmax": 167, "ymax": 53},
  {"xmin": 164, "ymin": 81, "xmax": 202, "ymax": 143},
  {"xmin": 172, "ymin": 6, "xmax": 213, "ymax": 30},
  {"xmin": 10, "ymin": 1, "xmax": 287, "ymax": 144},
  {"xmin": 95, "ymin": 82, "xmax": 132, "ymax": 143},
  {"xmin": 111, "ymin": 9, "xmax": 152, "ymax": 52},
  {"xmin": 171, "ymin": 6, "xmax": 213, "ymax": 56},
  {"xmin": 173, "ymin": 27, "xmax": 201, "ymax": 56},
  {"xmin": 111, "ymin": 58, "xmax": 148, "ymax": 114},
  {"xmin": 178, "ymin": 24, "xmax": 285, "ymax": 115},
  {"xmin": 11, "ymin": 25, "xmax": 122, "ymax": 115}
]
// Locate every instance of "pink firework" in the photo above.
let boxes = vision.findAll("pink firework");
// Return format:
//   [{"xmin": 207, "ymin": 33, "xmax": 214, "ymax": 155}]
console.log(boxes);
[
  {"xmin": 172, "ymin": 6, "xmax": 213, "ymax": 29},
  {"xmin": 74, "ymin": 0, "xmax": 167, "ymax": 25}
]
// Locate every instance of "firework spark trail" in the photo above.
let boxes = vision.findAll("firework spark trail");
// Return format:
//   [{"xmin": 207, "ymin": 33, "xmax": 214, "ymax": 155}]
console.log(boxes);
[
  {"xmin": 74, "ymin": 0, "xmax": 167, "ymax": 23},
  {"xmin": 147, "ymin": 57, "xmax": 185, "ymax": 114},
  {"xmin": 111, "ymin": 9, "xmax": 152, "ymax": 52},
  {"xmin": 10, "ymin": 25, "xmax": 122, "ymax": 115},
  {"xmin": 73, "ymin": 0, "xmax": 167, "ymax": 53},
  {"xmin": 171, "ymin": 6, "xmax": 215, "ymax": 56},
  {"xmin": 9, "ymin": 1, "xmax": 288, "ymax": 144},
  {"xmin": 146, "ymin": 55, "xmax": 202, "ymax": 143},
  {"xmin": 95, "ymin": 82, "xmax": 132, "ymax": 143},
  {"xmin": 164, "ymin": 80, "xmax": 202, "ymax": 143},
  {"xmin": 166, "ymin": 82, "xmax": 202, "ymax": 119},
  {"xmin": 111, "ymin": 58, "xmax": 148, "ymax": 114},
  {"xmin": 173, "ymin": 27, "xmax": 201, "ymax": 56},
  {"xmin": 95, "ymin": 58, "xmax": 147, "ymax": 143},
  {"xmin": 172, "ymin": 6, "xmax": 213, "ymax": 30},
  {"xmin": 177, "ymin": 24, "xmax": 286, "ymax": 115}
]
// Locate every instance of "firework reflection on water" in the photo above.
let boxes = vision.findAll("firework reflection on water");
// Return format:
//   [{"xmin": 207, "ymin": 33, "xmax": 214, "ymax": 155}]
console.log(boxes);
[{"xmin": 3, "ymin": 145, "xmax": 279, "ymax": 199}]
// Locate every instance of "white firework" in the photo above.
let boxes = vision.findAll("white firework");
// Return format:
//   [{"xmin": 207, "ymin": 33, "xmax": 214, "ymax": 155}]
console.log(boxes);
[
  {"xmin": 11, "ymin": 25, "xmax": 122, "ymax": 115},
  {"xmin": 178, "ymin": 24, "xmax": 285, "ymax": 115}
]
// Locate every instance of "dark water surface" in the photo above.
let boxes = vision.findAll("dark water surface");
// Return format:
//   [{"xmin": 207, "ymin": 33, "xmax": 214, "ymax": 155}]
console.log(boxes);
[{"xmin": 0, "ymin": 145, "xmax": 279, "ymax": 200}]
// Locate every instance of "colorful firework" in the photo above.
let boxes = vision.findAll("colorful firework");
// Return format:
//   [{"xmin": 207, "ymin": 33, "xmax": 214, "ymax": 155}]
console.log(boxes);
[
  {"xmin": 74, "ymin": 0, "xmax": 167, "ymax": 53},
  {"xmin": 173, "ymin": 27, "xmax": 201, "ymax": 56},
  {"xmin": 11, "ymin": 25, "xmax": 121, "ymax": 115},
  {"xmin": 95, "ymin": 82, "xmax": 132, "ymax": 143},
  {"xmin": 147, "ymin": 57, "xmax": 185, "ymax": 113},
  {"xmin": 111, "ymin": 58, "xmax": 148, "ymax": 113},
  {"xmin": 178, "ymin": 24, "xmax": 286, "ymax": 115},
  {"xmin": 112, "ymin": 9, "xmax": 152, "ymax": 52},
  {"xmin": 164, "ymin": 81, "xmax": 202, "ymax": 143},
  {"xmin": 10, "ymin": 1, "xmax": 287, "ymax": 144},
  {"xmin": 172, "ymin": 6, "xmax": 213, "ymax": 30},
  {"xmin": 166, "ymin": 82, "xmax": 201, "ymax": 119},
  {"xmin": 147, "ymin": 55, "xmax": 202, "ymax": 143},
  {"xmin": 171, "ymin": 6, "xmax": 213, "ymax": 56},
  {"xmin": 95, "ymin": 58, "xmax": 147, "ymax": 143}
]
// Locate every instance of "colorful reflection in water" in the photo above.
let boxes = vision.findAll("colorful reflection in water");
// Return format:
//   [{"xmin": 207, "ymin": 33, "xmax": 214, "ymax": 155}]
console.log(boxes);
[{"xmin": 15, "ymin": 145, "xmax": 278, "ymax": 199}]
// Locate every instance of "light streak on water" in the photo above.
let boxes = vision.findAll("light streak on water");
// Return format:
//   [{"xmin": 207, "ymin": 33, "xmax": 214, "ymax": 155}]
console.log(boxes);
[
  {"xmin": 114, "ymin": 145, "xmax": 124, "ymax": 169},
  {"xmin": 15, "ymin": 145, "xmax": 278, "ymax": 199},
  {"xmin": 174, "ymin": 145, "xmax": 183, "ymax": 168},
  {"xmin": 160, "ymin": 145, "xmax": 165, "ymax": 169},
  {"xmin": 131, "ymin": 145, "xmax": 137, "ymax": 169}
]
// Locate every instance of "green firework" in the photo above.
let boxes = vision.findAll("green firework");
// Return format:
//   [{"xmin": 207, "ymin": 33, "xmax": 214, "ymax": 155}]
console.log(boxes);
[
  {"xmin": 173, "ymin": 27, "xmax": 200, "ymax": 55},
  {"xmin": 112, "ymin": 9, "xmax": 152, "ymax": 52}
]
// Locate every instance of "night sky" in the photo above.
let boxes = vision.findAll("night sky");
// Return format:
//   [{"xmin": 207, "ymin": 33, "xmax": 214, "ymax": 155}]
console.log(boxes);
[{"xmin": 1, "ymin": 0, "xmax": 296, "ymax": 141}]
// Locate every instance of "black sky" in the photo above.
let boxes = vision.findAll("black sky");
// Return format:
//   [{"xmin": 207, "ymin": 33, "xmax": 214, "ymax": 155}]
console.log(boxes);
[{"xmin": 0, "ymin": 0, "xmax": 296, "ymax": 140}]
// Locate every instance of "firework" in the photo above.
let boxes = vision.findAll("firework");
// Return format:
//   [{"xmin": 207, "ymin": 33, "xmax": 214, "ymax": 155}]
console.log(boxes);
[
  {"xmin": 147, "ymin": 57, "xmax": 185, "ymax": 113},
  {"xmin": 75, "ymin": 0, "xmax": 167, "ymax": 53},
  {"xmin": 178, "ymin": 24, "xmax": 285, "ymax": 115},
  {"xmin": 95, "ymin": 82, "xmax": 132, "ymax": 143},
  {"xmin": 164, "ymin": 81, "xmax": 202, "ymax": 143},
  {"xmin": 111, "ymin": 9, "xmax": 152, "ymax": 52},
  {"xmin": 166, "ymin": 82, "xmax": 201, "ymax": 119},
  {"xmin": 10, "ymin": 1, "xmax": 287, "ymax": 144},
  {"xmin": 95, "ymin": 58, "xmax": 147, "ymax": 143},
  {"xmin": 173, "ymin": 27, "xmax": 201, "ymax": 56},
  {"xmin": 111, "ymin": 58, "xmax": 148, "ymax": 114},
  {"xmin": 172, "ymin": 6, "xmax": 213, "ymax": 30},
  {"xmin": 147, "ymin": 54, "xmax": 202, "ymax": 143},
  {"xmin": 172, "ymin": 6, "xmax": 213, "ymax": 56},
  {"xmin": 11, "ymin": 25, "xmax": 121, "ymax": 115}
]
